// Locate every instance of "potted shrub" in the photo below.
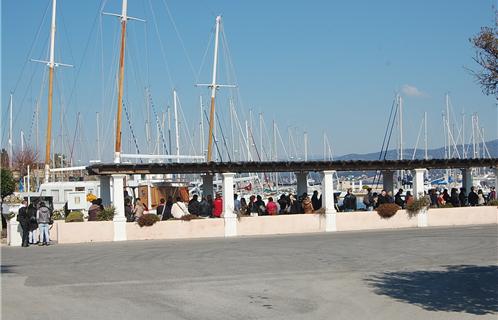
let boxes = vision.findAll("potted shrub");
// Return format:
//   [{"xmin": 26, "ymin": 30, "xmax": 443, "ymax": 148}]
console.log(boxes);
[
  {"xmin": 137, "ymin": 214, "xmax": 160, "ymax": 227},
  {"xmin": 405, "ymin": 196, "xmax": 431, "ymax": 218},
  {"xmin": 97, "ymin": 206, "xmax": 116, "ymax": 221},
  {"xmin": 65, "ymin": 211, "xmax": 84, "ymax": 223},
  {"xmin": 376, "ymin": 203, "xmax": 401, "ymax": 219}
]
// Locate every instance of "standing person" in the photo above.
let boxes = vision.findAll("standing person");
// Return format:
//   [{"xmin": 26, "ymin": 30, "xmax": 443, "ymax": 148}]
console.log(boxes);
[
  {"xmin": 27, "ymin": 203, "xmax": 38, "ymax": 244},
  {"xmin": 171, "ymin": 197, "xmax": 189, "ymax": 219},
  {"xmin": 266, "ymin": 197, "xmax": 278, "ymax": 215},
  {"xmin": 240, "ymin": 197, "xmax": 248, "ymax": 215},
  {"xmin": 468, "ymin": 187, "xmax": 479, "ymax": 206},
  {"xmin": 363, "ymin": 188, "xmax": 374, "ymax": 211},
  {"xmin": 255, "ymin": 195, "xmax": 266, "ymax": 215},
  {"xmin": 450, "ymin": 188, "xmax": 460, "ymax": 207},
  {"xmin": 125, "ymin": 198, "xmax": 135, "ymax": 222},
  {"xmin": 17, "ymin": 200, "xmax": 30, "ymax": 247},
  {"xmin": 405, "ymin": 191, "xmax": 414, "ymax": 206},
  {"xmin": 233, "ymin": 194, "xmax": 241, "ymax": 214},
  {"xmin": 394, "ymin": 189, "xmax": 405, "ymax": 208},
  {"xmin": 88, "ymin": 199, "xmax": 102, "ymax": 221},
  {"xmin": 302, "ymin": 193, "xmax": 314, "ymax": 213},
  {"xmin": 437, "ymin": 192, "xmax": 446, "ymax": 207},
  {"xmin": 188, "ymin": 194, "xmax": 201, "ymax": 215},
  {"xmin": 37, "ymin": 202, "xmax": 51, "ymax": 246},
  {"xmin": 212, "ymin": 194, "xmax": 223, "ymax": 218},
  {"xmin": 278, "ymin": 194, "xmax": 288, "ymax": 214},
  {"xmin": 488, "ymin": 186, "xmax": 496, "ymax": 201},
  {"xmin": 133, "ymin": 198, "xmax": 145, "ymax": 220},
  {"xmin": 442, "ymin": 189, "xmax": 450, "ymax": 203},
  {"xmin": 429, "ymin": 189, "xmax": 438, "ymax": 207},
  {"xmin": 156, "ymin": 198, "xmax": 166, "ymax": 216},
  {"xmin": 343, "ymin": 188, "xmax": 357, "ymax": 212},
  {"xmin": 387, "ymin": 191, "xmax": 395, "ymax": 203},
  {"xmin": 311, "ymin": 191, "xmax": 321, "ymax": 211},
  {"xmin": 459, "ymin": 187, "xmax": 468, "ymax": 206},
  {"xmin": 477, "ymin": 189, "xmax": 486, "ymax": 206},
  {"xmin": 377, "ymin": 190, "xmax": 389, "ymax": 207}
]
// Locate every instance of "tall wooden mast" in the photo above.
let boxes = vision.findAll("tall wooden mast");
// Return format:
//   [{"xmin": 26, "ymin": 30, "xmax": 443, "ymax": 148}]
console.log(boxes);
[
  {"xmin": 197, "ymin": 16, "xmax": 235, "ymax": 162},
  {"xmin": 103, "ymin": 0, "xmax": 144, "ymax": 163}
]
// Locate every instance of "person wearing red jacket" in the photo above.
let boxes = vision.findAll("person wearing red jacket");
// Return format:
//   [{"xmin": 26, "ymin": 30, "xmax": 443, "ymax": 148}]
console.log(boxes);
[
  {"xmin": 212, "ymin": 194, "xmax": 223, "ymax": 218},
  {"xmin": 266, "ymin": 197, "xmax": 278, "ymax": 215}
]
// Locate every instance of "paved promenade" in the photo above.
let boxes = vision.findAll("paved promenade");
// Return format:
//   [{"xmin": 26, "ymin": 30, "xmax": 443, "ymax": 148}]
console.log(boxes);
[{"xmin": 2, "ymin": 225, "xmax": 497, "ymax": 319}]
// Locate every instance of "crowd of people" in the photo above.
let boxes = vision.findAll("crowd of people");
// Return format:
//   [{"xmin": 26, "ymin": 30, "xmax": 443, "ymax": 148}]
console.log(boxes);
[
  {"xmin": 16, "ymin": 200, "xmax": 53, "ymax": 247},
  {"xmin": 428, "ymin": 186, "xmax": 496, "ymax": 208}
]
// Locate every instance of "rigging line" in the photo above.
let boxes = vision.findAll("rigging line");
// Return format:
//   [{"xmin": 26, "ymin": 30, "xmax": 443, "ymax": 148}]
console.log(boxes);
[
  {"xmin": 69, "ymin": 112, "xmax": 81, "ymax": 165},
  {"xmin": 147, "ymin": 88, "xmax": 170, "ymax": 155},
  {"xmin": 176, "ymin": 95, "xmax": 198, "ymax": 156},
  {"xmin": 123, "ymin": 102, "xmax": 142, "ymax": 159},
  {"xmin": 411, "ymin": 117, "xmax": 425, "ymax": 160},
  {"xmin": 64, "ymin": 0, "xmax": 107, "ymax": 107},
  {"xmin": 203, "ymin": 110, "xmax": 223, "ymax": 162},
  {"xmin": 196, "ymin": 26, "xmax": 215, "ymax": 83},
  {"xmin": 374, "ymin": 98, "xmax": 397, "ymax": 187},
  {"xmin": 161, "ymin": 0, "xmax": 197, "ymax": 79},
  {"xmin": 11, "ymin": 0, "xmax": 51, "ymax": 95},
  {"xmin": 215, "ymin": 110, "xmax": 232, "ymax": 162},
  {"xmin": 147, "ymin": 0, "xmax": 174, "ymax": 88}
]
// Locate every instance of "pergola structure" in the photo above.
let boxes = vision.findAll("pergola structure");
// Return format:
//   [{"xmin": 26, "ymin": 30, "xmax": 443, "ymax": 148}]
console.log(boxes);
[{"xmin": 87, "ymin": 158, "xmax": 498, "ymax": 241}]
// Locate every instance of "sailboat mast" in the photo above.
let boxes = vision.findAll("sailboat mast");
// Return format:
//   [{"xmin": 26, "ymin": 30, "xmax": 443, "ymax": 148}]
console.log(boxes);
[
  {"xmin": 424, "ymin": 111, "xmax": 428, "ymax": 160},
  {"xmin": 114, "ymin": 0, "xmax": 128, "ymax": 163},
  {"xmin": 96, "ymin": 112, "xmax": 101, "ymax": 161},
  {"xmin": 44, "ymin": 0, "xmax": 57, "ymax": 182},
  {"xmin": 206, "ymin": 16, "xmax": 222, "ymax": 162},
  {"xmin": 173, "ymin": 89, "xmax": 180, "ymax": 162},
  {"xmin": 8, "ymin": 93, "xmax": 13, "ymax": 168}
]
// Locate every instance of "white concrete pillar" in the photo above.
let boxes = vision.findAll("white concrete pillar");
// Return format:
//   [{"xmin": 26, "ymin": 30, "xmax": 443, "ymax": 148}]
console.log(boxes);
[
  {"xmin": 382, "ymin": 170, "xmax": 394, "ymax": 192},
  {"xmin": 295, "ymin": 171, "xmax": 308, "ymax": 196},
  {"xmin": 202, "ymin": 174, "xmax": 214, "ymax": 198},
  {"xmin": 322, "ymin": 170, "xmax": 337, "ymax": 232},
  {"xmin": 7, "ymin": 219, "xmax": 22, "ymax": 247},
  {"xmin": 112, "ymin": 174, "xmax": 127, "ymax": 241},
  {"xmin": 222, "ymin": 172, "xmax": 237, "ymax": 237},
  {"xmin": 461, "ymin": 168, "xmax": 473, "ymax": 191},
  {"xmin": 100, "ymin": 176, "xmax": 111, "ymax": 206},
  {"xmin": 412, "ymin": 168, "xmax": 426, "ymax": 199}
]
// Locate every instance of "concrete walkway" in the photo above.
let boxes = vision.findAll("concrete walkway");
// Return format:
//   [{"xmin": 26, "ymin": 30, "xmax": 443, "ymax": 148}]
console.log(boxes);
[{"xmin": 2, "ymin": 225, "xmax": 497, "ymax": 319}]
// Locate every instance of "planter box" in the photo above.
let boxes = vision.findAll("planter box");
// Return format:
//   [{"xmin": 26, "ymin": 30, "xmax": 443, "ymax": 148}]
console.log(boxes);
[
  {"xmin": 126, "ymin": 219, "xmax": 225, "ymax": 241},
  {"xmin": 428, "ymin": 206, "xmax": 498, "ymax": 226},
  {"xmin": 336, "ymin": 210, "xmax": 417, "ymax": 231},
  {"xmin": 57, "ymin": 221, "xmax": 114, "ymax": 244},
  {"xmin": 237, "ymin": 214, "xmax": 324, "ymax": 236}
]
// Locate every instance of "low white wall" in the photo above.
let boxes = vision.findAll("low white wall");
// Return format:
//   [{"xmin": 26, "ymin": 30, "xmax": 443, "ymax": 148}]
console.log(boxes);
[
  {"xmin": 336, "ymin": 210, "xmax": 418, "ymax": 231},
  {"xmin": 428, "ymin": 206, "xmax": 498, "ymax": 226},
  {"xmin": 126, "ymin": 219, "xmax": 225, "ymax": 241},
  {"xmin": 238, "ymin": 214, "xmax": 324, "ymax": 236},
  {"xmin": 8, "ymin": 206, "xmax": 497, "ymax": 246}
]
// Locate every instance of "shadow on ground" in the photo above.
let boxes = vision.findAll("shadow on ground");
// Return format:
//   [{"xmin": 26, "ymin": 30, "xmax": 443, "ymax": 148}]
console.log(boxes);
[
  {"xmin": 366, "ymin": 265, "xmax": 498, "ymax": 315},
  {"xmin": 1, "ymin": 265, "xmax": 16, "ymax": 274}
]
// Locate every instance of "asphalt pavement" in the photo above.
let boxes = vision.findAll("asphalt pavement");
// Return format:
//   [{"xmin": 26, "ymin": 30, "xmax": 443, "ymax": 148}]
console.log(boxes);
[{"xmin": 2, "ymin": 225, "xmax": 498, "ymax": 319}]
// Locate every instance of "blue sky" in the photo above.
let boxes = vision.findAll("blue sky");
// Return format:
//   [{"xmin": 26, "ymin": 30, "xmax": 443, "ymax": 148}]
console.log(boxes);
[{"xmin": 2, "ymin": 0, "xmax": 497, "ymax": 163}]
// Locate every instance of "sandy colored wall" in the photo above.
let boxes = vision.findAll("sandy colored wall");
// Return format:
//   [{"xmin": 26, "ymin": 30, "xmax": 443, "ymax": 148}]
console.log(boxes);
[
  {"xmin": 237, "ymin": 214, "xmax": 324, "ymax": 236},
  {"xmin": 126, "ymin": 219, "xmax": 225, "ymax": 241},
  {"xmin": 428, "ymin": 206, "xmax": 498, "ymax": 226},
  {"xmin": 336, "ymin": 210, "xmax": 418, "ymax": 231},
  {"xmin": 57, "ymin": 221, "xmax": 114, "ymax": 244}
]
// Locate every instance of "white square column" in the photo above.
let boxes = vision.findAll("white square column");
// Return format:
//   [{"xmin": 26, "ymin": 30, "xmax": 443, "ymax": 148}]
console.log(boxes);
[
  {"xmin": 222, "ymin": 172, "xmax": 237, "ymax": 237},
  {"xmin": 322, "ymin": 170, "xmax": 337, "ymax": 232},
  {"xmin": 202, "ymin": 174, "xmax": 214, "ymax": 198},
  {"xmin": 100, "ymin": 176, "xmax": 111, "ymax": 207},
  {"xmin": 7, "ymin": 219, "xmax": 22, "ymax": 246},
  {"xmin": 112, "ymin": 174, "xmax": 127, "ymax": 241},
  {"xmin": 295, "ymin": 171, "xmax": 309, "ymax": 196},
  {"xmin": 382, "ymin": 170, "xmax": 394, "ymax": 192},
  {"xmin": 412, "ymin": 168, "xmax": 426, "ymax": 199}
]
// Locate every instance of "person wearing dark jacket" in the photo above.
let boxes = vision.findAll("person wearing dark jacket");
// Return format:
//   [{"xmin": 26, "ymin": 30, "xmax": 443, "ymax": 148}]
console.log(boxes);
[
  {"xmin": 468, "ymin": 187, "xmax": 479, "ymax": 206},
  {"xmin": 343, "ymin": 189, "xmax": 357, "ymax": 212},
  {"xmin": 394, "ymin": 189, "xmax": 405, "ymax": 208},
  {"xmin": 311, "ymin": 191, "xmax": 322, "ymax": 211},
  {"xmin": 27, "ymin": 203, "xmax": 38, "ymax": 244},
  {"xmin": 459, "ymin": 188, "xmax": 467, "ymax": 206},
  {"xmin": 278, "ymin": 194, "xmax": 288, "ymax": 214},
  {"xmin": 162, "ymin": 196, "xmax": 174, "ymax": 220},
  {"xmin": 124, "ymin": 198, "xmax": 135, "ymax": 222},
  {"xmin": 188, "ymin": 195, "xmax": 201, "ymax": 215},
  {"xmin": 17, "ymin": 200, "xmax": 30, "ymax": 247},
  {"xmin": 449, "ymin": 188, "xmax": 460, "ymax": 207},
  {"xmin": 199, "ymin": 196, "xmax": 212, "ymax": 218},
  {"xmin": 377, "ymin": 190, "xmax": 389, "ymax": 207}
]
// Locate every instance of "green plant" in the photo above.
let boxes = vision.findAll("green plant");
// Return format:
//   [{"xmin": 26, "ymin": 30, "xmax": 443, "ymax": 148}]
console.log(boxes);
[
  {"xmin": 487, "ymin": 199, "xmax": 498, "ymax": 206},
  {"xmin": 52, "ymin": 210, "xmax": 64, "ymax": 220},
  {"xmin": 65, "ymin": 211, "xmax": 84, "ymax": 223},
  {"xmin": 405, "ymin": 196, "xmax": 431, "ymax": 217},
  {"xmin": 97, "ymin": 206, "xmax": 116, "ymax": 221},
  {"xmin": 1, "ymin": 168, "xmax": 15, "ymax": 199},
  {"xmin": 439, "ymin": 203, "xmax": 454, "ymax": 209},
  {"xmin": 137, "ymin": 214, "xmax": 160, "ymax": 227},
  {"xmin": 376, "ymin": 203, "xmax": 400, "ymax": 219},
  {"xmin": 362, "ymin": 185, "xmax": 370, "ymax": 190}
]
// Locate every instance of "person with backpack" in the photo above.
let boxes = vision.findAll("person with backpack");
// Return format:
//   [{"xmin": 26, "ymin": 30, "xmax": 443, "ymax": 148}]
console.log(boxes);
[
  {"xmin": 343, "ymin": 188, "xmax": 357, "ymax": 212},
  {"xmin": 363, "ymin": 188, "xmax": 374, "ymax": 211},
  {"xmin": 37, "ymin": 202, "xmax": 52, "ymax": 246}
]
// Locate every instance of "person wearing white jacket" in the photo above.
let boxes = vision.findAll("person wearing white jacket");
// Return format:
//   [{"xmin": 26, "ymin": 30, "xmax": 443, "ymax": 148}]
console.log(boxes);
[{"xmin": 171, "ymin": 197, "xmax": 189, "ymax": 219}]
